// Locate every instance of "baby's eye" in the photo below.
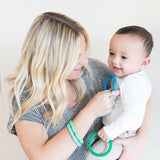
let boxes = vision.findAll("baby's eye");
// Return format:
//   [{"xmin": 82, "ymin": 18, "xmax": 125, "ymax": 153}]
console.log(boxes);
[
  {"xmin": 109, "ymin": 52, "xmax": 114, "ymax": 56},
  {"xmin": 122, "ymin": 56, "xmax": 128, "ymax": 59}
]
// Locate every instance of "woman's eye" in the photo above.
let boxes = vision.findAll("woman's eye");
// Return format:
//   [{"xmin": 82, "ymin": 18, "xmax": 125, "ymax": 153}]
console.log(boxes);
[{"xmin": 122, "ymin": 56, "xmax": 127, "ymax": 59}]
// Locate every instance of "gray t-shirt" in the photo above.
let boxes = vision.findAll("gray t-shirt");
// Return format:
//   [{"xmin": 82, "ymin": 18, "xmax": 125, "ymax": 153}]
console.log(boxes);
[{"xmin": 7, "ymin": 58, "xmax": 111, "ymax": 160}]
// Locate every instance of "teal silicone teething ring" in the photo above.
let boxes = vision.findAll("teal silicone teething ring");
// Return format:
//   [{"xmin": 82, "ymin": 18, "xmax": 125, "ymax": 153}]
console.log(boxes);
[{"xmin": 88, "ymin": 132, "xmax": 112, "ymax": 157}]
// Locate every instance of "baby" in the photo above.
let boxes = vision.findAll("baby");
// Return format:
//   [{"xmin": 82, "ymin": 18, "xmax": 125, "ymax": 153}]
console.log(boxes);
[
  {"xmin": 86, "ymin": 25, "xmax": 153, "ymax": 160},
  {"xmin": 99, "ymin": 25, "xmax": 153, "ymax": 142}
]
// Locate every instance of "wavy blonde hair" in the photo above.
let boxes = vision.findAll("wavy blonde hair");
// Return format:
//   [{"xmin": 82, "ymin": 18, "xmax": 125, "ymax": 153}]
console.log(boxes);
[{"xmin": 7, "ymin": 12, "xmax": 91, "ymax": 129}]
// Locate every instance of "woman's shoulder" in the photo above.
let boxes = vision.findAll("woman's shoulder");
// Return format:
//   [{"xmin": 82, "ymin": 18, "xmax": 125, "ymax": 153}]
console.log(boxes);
[
  {"xmin": 88, "ymin": 57, "xmax": 111, "ymax": 77},
  {"xmin": 8, "ymin": 92, "xmax": 47, "ymax": 135},
  {"xmin": 82, "ymin": 58, "xmax": 111, "ymax": 93},
  {"xmin": 88, "ymin": 57, "xmax": 108, "ymax": 71}
]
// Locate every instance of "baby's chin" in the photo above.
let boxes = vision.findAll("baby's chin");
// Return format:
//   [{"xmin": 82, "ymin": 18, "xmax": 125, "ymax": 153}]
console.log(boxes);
[{"xmin": 111, "ymin": 71, "xmax": 122, "ymax": 77}]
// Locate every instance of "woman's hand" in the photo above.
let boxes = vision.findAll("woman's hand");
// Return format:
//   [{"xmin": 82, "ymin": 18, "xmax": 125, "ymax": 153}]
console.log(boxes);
[
  {"xmin": 113, "ymin": 133, "xmax": 147, "ymax": 160},
  {"xmin": 85, "ymin": 90, "xmax": 119, "ymax": 119}
]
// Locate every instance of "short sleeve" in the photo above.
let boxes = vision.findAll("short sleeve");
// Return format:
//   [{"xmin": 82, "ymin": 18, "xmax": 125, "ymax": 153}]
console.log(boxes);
[{"xmin": 7, "ymin": 95, "xmax": 45, "ymax": 135}]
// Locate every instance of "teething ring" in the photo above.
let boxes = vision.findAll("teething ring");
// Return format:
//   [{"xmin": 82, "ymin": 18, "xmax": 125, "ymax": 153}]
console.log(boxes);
[{"xmin": 88, "ymin": 132, "xmax": 112, "ymax": 157}]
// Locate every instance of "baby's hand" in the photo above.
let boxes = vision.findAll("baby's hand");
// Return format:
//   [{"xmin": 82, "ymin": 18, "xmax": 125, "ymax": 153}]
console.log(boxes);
[{"xmin": 98, "ymin": 128, "xmax": 110, "ymax": 142}]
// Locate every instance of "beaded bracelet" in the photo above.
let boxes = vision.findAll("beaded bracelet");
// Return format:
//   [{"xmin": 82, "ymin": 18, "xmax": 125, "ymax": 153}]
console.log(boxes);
[
  {"xmin": 69, "ymin": 120, "xmax": 84, "ymax": 144},
  {"xmin": 67, "ymin": 123, "xmax": 82, "ymax": 147}
]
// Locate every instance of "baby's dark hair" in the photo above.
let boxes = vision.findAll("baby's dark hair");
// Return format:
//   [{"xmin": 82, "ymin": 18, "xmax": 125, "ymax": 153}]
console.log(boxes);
[{"xmin": 115, "ymin": 26, "xmax": 153, "ymax": 57}]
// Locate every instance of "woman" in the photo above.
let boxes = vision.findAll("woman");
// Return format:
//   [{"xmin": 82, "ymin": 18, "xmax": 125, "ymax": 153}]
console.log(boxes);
[{"xmin": 7, "ymin": 12, "xmax": 151, "ymax": 160}]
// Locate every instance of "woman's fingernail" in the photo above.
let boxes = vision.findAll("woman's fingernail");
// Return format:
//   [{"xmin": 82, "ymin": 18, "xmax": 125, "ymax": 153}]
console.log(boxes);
[{"xmin": 115, "ymin": 90, "xmax": 120, "ymax": 95}]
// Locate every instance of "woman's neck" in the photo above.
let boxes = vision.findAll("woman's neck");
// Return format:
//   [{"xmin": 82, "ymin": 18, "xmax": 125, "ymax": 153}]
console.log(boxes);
[{"xmin": 66, "ymin": 80, "xmax": 78, "ymax": 109}]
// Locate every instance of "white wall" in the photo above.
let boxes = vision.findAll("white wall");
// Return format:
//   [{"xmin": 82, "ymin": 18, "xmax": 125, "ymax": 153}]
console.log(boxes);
[{"xmin": 0, "ymin": 0, "xmax": 160, "ymax": 159}]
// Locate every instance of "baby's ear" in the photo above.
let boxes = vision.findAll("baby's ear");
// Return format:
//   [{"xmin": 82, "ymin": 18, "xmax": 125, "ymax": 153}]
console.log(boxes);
[{"xmin": 142, "ymin": 57, "xmax": 150, "ymax": 68}]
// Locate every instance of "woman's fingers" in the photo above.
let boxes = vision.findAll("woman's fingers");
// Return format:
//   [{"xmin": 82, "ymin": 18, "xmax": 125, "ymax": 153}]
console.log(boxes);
[
  {"xmin": 110, "ymin": 90, "xmax": 120, "ymax": 96},
  {"xmin": 99, "ymin": 89, "xmax": 119, "ymax": 94},
  {"xmin": 86, "ymin": 89, "xmax": 120, "ymax": 118},
  {"xmin": 99, "ymin": 90, "xmax": 120, "ymax": 98}
]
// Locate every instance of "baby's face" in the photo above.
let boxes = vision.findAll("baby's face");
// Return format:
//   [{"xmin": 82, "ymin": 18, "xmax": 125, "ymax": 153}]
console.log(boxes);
[{"xmin": 108, "ymin": 34, "xmax": 148, "ymax": 77}]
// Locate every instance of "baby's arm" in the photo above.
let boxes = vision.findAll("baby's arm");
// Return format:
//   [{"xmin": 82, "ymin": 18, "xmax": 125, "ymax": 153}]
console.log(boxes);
[{"xmin": 103, "ymin": 77, "xmax": 151, "ymax": 140}]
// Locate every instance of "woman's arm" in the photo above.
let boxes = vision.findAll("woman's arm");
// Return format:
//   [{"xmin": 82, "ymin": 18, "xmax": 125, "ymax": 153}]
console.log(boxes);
[
  {"xmin": 15, "ymin": 90, "xmax": 119, "ymax": 160},
  {"xmin": 113, "ymin": 97, "xmax": 152, "ymax": 160},
  {"xmin": 16, "ymin": 109, "xmax": 93, "ymax": 160}
]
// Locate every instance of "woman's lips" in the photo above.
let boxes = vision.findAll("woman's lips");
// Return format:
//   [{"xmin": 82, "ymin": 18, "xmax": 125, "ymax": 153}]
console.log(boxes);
[{"xmin": 74, "ymin": 68, "xmax": 81, "ymax": 72}]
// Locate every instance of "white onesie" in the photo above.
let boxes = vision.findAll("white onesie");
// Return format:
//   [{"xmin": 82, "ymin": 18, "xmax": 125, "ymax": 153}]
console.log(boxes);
[{"xmin": 102, "ymin": 70, "xmax": 151, "ymax": 140}]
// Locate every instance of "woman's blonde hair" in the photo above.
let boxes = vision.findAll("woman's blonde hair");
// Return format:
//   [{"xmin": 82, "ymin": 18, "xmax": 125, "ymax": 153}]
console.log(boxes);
[{"xmin": 7, "ymin": 12, "xmax": 91, "ymax": 129}]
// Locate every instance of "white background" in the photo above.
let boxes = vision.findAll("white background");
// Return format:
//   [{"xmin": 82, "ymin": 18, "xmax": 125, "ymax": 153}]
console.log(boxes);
[{"xmin": 0, "ymin": 0, "xmax": 160, "ymax": 159}]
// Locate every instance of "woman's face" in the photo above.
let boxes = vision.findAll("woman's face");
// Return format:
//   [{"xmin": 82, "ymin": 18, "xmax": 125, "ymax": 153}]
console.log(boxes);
[{"xmin": 66, "ymin": 35, "xmax": 88, "ymax": 80}]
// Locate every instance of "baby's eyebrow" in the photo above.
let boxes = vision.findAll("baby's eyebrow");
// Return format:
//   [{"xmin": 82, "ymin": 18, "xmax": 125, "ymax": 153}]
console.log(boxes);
[{"xmin": 120, "ymin": 51, "xmax": 128, "ymax": 55}]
